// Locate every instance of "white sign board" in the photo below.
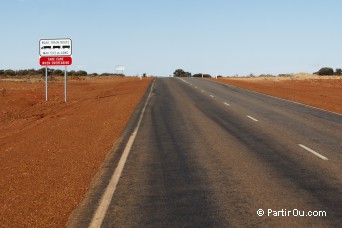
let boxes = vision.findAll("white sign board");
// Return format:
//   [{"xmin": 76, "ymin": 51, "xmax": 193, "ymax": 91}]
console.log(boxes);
[
  {"xmin": 115, "ymin": 65, "xmax": 125, "ymax": 71},
  {"xmin": 39, "ymin": 38, "xmax": 72, "ymax": 56}
]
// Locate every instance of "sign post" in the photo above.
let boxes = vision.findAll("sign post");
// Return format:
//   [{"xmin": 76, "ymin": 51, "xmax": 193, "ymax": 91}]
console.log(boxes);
[
  {"xmin": 45, "ymin": 66, "xmax": 48, "ymax": 101},
  {"xmin": 64, "ymin": 66, "xmax": 67, "ymax": 102},
  {"xmin": 39, "ymin": 38, "xmax": 72, "ymax": 102}
]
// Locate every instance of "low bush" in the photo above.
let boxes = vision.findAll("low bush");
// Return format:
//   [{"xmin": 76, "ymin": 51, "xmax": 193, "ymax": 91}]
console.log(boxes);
[
  {"xmin": 53, "ymin": 69, "xmax": 64, "ymax": 76},
  {"xmin": 4, "ymin": 69, "xmax": 15, "ymax": 76},
  {"xmin": 317, "ymin": 67, "xmax": 334, "ymax": 76},
  {"xmin": 193, "ymin": 73, "xmax": 212, "ymax": 78}
]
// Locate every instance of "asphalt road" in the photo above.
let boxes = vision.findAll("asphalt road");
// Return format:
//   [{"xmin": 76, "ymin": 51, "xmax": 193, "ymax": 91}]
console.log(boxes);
[{"xmin": 68, "ymin": 77, "xmax": 342, "ymax": 227}]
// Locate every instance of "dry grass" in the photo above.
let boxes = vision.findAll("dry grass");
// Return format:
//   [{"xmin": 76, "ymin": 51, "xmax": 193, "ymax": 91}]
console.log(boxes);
[{"xmin": 225, "ymin": 73, "xmax": 342, "ymax": 81}]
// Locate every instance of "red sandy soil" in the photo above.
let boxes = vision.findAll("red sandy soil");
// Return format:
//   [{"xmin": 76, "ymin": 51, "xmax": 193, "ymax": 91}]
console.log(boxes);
[
  {"xmin": 213, "ymin": 75, "xmax": 342, "ymax": 114},
  {"xmin": 0, "ymin": 76, "xmax": 152, "ymax": 227}
]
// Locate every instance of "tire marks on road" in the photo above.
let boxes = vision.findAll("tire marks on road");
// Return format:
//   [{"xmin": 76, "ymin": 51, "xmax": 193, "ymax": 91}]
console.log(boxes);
[{"xmin": 178, "ymin": 78, "xmax": 331, "ymax": 162}]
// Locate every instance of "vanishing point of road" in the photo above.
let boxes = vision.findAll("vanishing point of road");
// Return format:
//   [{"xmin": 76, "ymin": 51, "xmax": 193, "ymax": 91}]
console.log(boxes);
[{"xmin": 68, "ymin": 77, "xmax": 342, "ymax": 227}]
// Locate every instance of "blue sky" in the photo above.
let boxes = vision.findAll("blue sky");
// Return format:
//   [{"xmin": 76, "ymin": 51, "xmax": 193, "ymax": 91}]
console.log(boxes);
[{"xmin": 1, "ymin": 0, "xmax": 341, "ymax": 76}]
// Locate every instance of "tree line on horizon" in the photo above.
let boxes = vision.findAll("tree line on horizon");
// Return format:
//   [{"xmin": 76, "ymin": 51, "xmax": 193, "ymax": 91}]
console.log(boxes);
[
  {"xmin": 1, "ymin": 67, "xmax": 341, "ymax": 77},
  {"xmin": 0, "ymin": 68, "xmax": 125, "ymax": 77},
  {"xmin": 173, "ymin": 67, "xmax": 341, "ymax": 77}
]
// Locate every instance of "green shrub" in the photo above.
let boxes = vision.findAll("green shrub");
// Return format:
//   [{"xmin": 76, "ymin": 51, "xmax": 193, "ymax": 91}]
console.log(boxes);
[
  {"xmin": 75, "ymin": 70, "xmax": 87, "ymax": 76},
  {"xmin": 193, "ymin": 73, "xmax": 211, "ymax": 78},
  {"xmin": 68, "ymin": 70, "xmax": 76, "ymax": 76},
  {"xmin": 317, "ymin": 67, "xmax": 334, "ymax": 76},
  {"xmin": 335, "ymin": 68, "xmax": 342, "ymax": 75},
  {"xmin": 53, "ymin": 69, "xmax": 64, "ymax": 76},
  {"xmin": 4, "ymin": 69, "xmax": 15, "ymax": 76},
  {"xmin": 38, "ymin": 68, "xmax": 47, "ymax": 76}
]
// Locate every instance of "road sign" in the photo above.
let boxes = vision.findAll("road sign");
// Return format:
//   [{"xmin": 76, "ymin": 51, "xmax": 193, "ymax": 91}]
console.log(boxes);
[
  {"xmin": 39, "ymin": 38, "xmax": 72, "ymax": 102},
  {"xmin": 116, "ymin": 65, "xmax": 125, "ymax": 71},
  {"xmin": 39, "ymin": 38, "xmax": 72, "ymax": 56},
  {"xmin": 116, "ymin": 65, "xmax": 125, "ymax": 74},
  {"xmin": 39, "ymin": 56, "xmax": 72, "ymax": 66}
]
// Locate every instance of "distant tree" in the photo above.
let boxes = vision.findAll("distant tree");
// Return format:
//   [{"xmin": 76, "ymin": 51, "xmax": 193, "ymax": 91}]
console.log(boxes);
[
  {"xmin": 173, "ymin": 69, "xmax": 191, "ymax": 77},
  {"xmin": 29, "ymin": 69, "xmax": 37, "ymax": 75},
  {"xmin": 68, "ymin": 70, "xmax": 76, "ymax": 76},
  {"xmin": 4, "ymin": 69, "xmax": 15, "ymax": 76},
  {"xmin": 173, "ymin": 69, "xmax": 185, "ymax": 77},
  {"xmin": 143, "ymin": 73, "xmax": 147, "ymax": 77},
  {"xmin": 17, "ymin": 70, "xmax": 27, "ymax": 76},
  {"xmin": 0, "ymin": 70, "xmax": 4, "ymax": 75},
  {"xmin": 75, "ymin": 70, "xmax": 87, "ymax": 76},
  {"xmin": 335, "ymin": 68, "xmax": 342, "ymax": 76},
  {"xmin": 53, "ymin": 69, "xmax": 64, "ymax": 76},
  {"xmin": 317, "ymin": 67, "xmax": 334, "ymax": 76},
  {"xmin": 38, "ymin": 68, "xmax": 47, "ymax": 76},
  {"xmin": 47, "ymin": 68, "xmax": 55, "ymax": 75}
]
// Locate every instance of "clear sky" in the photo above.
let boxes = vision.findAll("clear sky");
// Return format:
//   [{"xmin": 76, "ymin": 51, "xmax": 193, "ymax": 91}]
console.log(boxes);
[{"xmin": 1, "ymin": 0, "xmax": 341, "ymax": 76}]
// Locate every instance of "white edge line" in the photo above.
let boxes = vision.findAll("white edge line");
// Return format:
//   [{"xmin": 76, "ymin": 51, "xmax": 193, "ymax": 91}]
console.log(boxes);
[
  {"xmin": 298, "ymin": 144, "xmax": 329, "ymax": 160},
  {"xmin": 247, "ymin": 115, "xmax": 258, "ymax": 122},
  {"xmin": 89, "ymin": 79, "xmax": 155, "ymax": 228},
  {"xmin": 210, "ymin": 95, "xmax": 215, "ymax": 98},
  {"xmin": 224, "ymin": 102, "xmax": 230, "ymax": 106}
]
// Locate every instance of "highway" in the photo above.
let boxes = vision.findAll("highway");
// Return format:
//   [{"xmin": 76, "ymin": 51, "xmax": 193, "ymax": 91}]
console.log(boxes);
[{"xmin": 68, "ymin": 77, "xmax": 342, "ymax": 227}]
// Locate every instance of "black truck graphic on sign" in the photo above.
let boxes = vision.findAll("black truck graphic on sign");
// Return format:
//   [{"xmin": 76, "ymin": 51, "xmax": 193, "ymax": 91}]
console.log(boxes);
[{"xmin": 40, "ymin": 39, "xmax": 72, "ymax": 56}]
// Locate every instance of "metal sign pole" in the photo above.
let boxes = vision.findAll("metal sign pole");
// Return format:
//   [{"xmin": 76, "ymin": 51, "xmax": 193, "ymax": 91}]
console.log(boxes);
[
  {"xmin": 64, "ymin": 66, "xmax": 67, "ymax": 102},
  {"xmin": 45, "ymin": 66, "xmax": 48, "ymax": 101}
]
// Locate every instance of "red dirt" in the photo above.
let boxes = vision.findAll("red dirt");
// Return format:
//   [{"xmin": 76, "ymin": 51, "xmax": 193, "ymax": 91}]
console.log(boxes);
[
  {"xmin": 0, "ymin": 76, "xmax": 152, "ymax": 227},
  {"xmin": 213, "ymin": 77, "xmax": 342, "ymax": 114}
]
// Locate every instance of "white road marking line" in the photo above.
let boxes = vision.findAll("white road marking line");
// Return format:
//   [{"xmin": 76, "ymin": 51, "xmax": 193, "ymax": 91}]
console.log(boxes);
[
  {"xmin": 298, "ymin": 144, "xmax": 329, "ymax": 160},
  {"xmin": 210, "ymin": 95, "xmax": 215, "ymax": 98},
  {"xmin": 201, "ymin": 90, "xmax": 204, "ymax": 92},
  {"xmin": 247, "ymin": 115, "xmax": 258, "ymax": 122},
  {"xmin": 195, "ymin": 86, "xmax": 198, "ymax": 89},
  {"xmin": 89, "ymin": 80, "xmax": 155, "ymax": 228},
  {"xmin": 224, "ymin": 102, "xmax": 230, "ymax": 106}
]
